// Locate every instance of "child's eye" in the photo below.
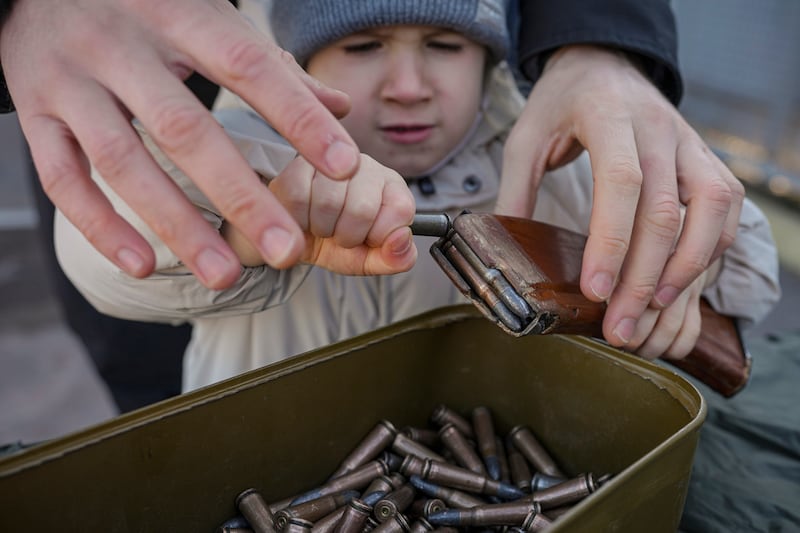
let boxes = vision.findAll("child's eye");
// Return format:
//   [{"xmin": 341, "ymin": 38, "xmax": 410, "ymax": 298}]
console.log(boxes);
[
  {"xmin": 343, "ymin": 41, "xmax": 382, "ymax": 54},
  {"xmin": 428, "ymin": 41, "xmax": 464, "ymax": 52}
]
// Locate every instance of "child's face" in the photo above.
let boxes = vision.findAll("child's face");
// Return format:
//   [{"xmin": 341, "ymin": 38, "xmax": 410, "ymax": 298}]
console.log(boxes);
[{"xmin": 307, "ymin": 25, "xmax": 487, "ymax": 177}]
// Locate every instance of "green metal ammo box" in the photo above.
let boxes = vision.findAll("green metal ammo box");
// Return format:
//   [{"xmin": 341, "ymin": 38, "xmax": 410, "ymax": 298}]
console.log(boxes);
[{"xmin": 0, "ymin": 305, "xmax": 705, "ymax": 531}]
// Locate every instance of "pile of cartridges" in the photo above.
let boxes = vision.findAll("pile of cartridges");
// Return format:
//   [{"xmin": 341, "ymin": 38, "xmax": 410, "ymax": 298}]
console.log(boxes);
[{"xmin": 218, "ymin": 405, "xmax": 611, "ymax": 533}]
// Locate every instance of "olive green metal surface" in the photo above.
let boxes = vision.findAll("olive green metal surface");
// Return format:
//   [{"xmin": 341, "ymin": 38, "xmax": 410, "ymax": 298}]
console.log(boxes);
[{"xmin": 0, "ymin": 305, "xmax": 705, "ymax": 531}]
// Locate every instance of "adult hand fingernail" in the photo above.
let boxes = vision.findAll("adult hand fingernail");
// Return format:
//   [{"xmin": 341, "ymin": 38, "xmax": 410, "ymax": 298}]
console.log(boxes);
[
  {"xmin": 612, "ymin": 318, "xmax": 636, "ymax": 345},
  {"xmin": 260, "ymin": 227, "xmax": 298, "ymax": 268},
  {"xmin": 590, "ymin": 272, "xmax": 613, "ymax": 300},
  {"xmin": 196, "ymin": 247, "xmax": 238, "ymax": 287},
  {"xmin": 117, "ymin": 247, "xmax": 146, "ymax": 277},
  {"xmin": 324, "ymin": 140, "xmax": 358, "ymax": 178}
]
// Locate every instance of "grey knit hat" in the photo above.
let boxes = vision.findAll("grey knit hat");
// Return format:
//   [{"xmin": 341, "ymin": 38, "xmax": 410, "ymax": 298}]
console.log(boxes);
[{"xmin": 270, "ymin": 0, "xmax": 509, "ymax": 66}]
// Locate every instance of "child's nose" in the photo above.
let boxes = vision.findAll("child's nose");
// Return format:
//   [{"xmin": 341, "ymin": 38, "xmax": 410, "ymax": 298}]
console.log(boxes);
[{"xmin": 381, "ymin": 52, "xmax": 432, "ymax": 103}]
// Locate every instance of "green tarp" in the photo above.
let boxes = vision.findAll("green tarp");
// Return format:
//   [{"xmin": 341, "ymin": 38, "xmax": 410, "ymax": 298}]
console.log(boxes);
[{"xmin": 679, "ymin": 331, "xmax": 800, "ymax": 532}]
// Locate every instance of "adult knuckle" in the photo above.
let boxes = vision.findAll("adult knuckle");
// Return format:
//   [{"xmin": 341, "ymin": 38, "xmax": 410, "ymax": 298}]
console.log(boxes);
[
  {"xmin": 221, "ymin": 38, "xmax": 270, "ymax": 82},
  {"xmin": 679, "ymin": 254, "xmax": 709, "ymax": 281},
  {"xmin": 277, "ymin": 47, "xmax": 300, "ymax": 68},
  {"xmin": 146, "ymin": 213, "xmax": 181, "ymax": 244},
  {"xmin": 282, "ymin": 100, "xmax": 327, "ymax": 145},
  {"xmin": 728, "ymin": 176, "xmax": 745, "ymax": 202},
  {"xmin": 149, "ymin": 99, "xmax": 206, "ymax": 154},
  {"xmin": 38, "ymin": 157, "xmax": 85, "ymax": 201},
  {"xmin": 604, "ymin": 157, "xmax": 643, "ymax": 190},
  {"xmin": 620, "ymin": 282, "xmax": 655, "ymax": 306},
  {"xmin": 217, "ymin": 184, "xmax": 260, "ymax": 221},
  {"xmin": 704, "ymin": 176, "xmax": 735, "ymax": 210},
  {"xmin": 598, "ymin": 234, "xmax": 629, "ymax": 258},
  {"xmin": 88, "ymin": 131, "xmax": 139, "ymax": 180},
  {"xmin": 645, "ymin": 194, "xmax": 681, "ymax": 241},
  {"xmin": 71, "ymin": 207, "xmax": 119, "ymax": 246}
]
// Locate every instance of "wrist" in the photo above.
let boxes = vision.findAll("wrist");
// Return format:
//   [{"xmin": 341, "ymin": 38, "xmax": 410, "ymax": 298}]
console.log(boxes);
[{"xmin": 542, "ymin": 44, "xmax": 645, "ymax": 77}]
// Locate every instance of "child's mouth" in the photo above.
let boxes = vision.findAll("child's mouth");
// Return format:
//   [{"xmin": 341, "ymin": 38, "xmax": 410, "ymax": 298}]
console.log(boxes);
[{"xmin": 382, "ymin": 124, "xmax": 433, "ymax": 144}]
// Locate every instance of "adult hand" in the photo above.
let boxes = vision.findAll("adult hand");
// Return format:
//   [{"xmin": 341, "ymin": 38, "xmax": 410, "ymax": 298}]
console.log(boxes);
[
  {"xmin": 496, "ymin": 45, "xmax": 743, "ymax": 350},
  {"xmin": 1, "ymin": 0, "xmax": 359, "ymax": 289}
]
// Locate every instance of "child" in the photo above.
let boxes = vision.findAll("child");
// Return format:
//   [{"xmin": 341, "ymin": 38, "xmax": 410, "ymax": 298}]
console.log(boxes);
[{"xmin": 55, "ymin": 0, "xmax": 780, "ymax": 392}]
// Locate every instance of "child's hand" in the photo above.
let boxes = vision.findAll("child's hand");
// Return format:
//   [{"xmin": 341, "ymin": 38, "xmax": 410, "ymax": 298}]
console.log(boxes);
[
  {"xmin": 224, "ymin": 154, "xmax": 417, "ymax": 276},
  {"xmin": 623, "ymin": 260, "xmax": 721, "ymax": 360}
]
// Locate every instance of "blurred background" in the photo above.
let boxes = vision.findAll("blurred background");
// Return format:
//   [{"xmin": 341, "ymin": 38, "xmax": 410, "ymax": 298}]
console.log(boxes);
[{"xmin": 1, "ymin": 0, "xmax": 799, "ymax": 445}]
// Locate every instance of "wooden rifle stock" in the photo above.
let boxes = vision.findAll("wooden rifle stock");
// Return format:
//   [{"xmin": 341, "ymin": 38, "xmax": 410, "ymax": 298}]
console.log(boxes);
[{"xmin": 430, "ymin": 213, "xmax": 750, "ymax": 398}]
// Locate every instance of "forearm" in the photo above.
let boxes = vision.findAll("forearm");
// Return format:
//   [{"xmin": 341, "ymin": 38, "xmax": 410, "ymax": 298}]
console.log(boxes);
[{"xmin": 516, "ymin": 0, "xmax": 682, "ymax": 104}]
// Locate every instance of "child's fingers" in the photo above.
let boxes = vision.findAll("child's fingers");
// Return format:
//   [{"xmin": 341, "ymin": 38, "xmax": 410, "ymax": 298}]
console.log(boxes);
[
  {"xmin": 330, "ymin": 158, "xmax": 385, "ymax": 248},
  {"xmin": 268, "ymin": 157, "xmax": 315, "ymax": 231},
  {"xmin": 365, "ymin": 177, "xmax": 416, "ymax": 248},
  {"xmin": 309, "ymin": 169, "xmax": 347, "ymax": 238},
  {"xmin": 632, "ymin": 288, "xmax": 700, "ymax": 360}
]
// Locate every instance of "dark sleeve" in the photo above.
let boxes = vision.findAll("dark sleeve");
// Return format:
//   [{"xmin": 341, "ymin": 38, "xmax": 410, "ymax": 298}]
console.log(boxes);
[
  {"xmin": 1, "ymin": 0, "xmax": 18, "ymax": 112},
  {"xmin": 517, "ymin": 0, "xmax": 683, "ymax": 105}
]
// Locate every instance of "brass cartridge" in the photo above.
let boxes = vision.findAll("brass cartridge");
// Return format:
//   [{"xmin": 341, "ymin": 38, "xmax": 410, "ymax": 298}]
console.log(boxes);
[
  {"xmin": 427, "ymin": 500, "xmax": 543, "ymax": 527},
  {"xmin": 408, "ymin": 518, "xmax": 435, "ymax": 533},
  {"xmin": 269, "ymin": 495, "xmax": 299, "ymax": 515},
  {"xmin": 392, "ymin": 433, "xmax": 446, "ymax": 462},
  {"xmin": 371, "ymin": 513, "xmax": 411, "ymax": 533},
  {"xmin": 408, "ymin": 475, "xmax": 486, "ymax": 509},
  {"xmin": 520, "ymin": 508, "xmax": 553, "ymax": 532},
  {"xmin": 508, "ymin": 426, "xmax": 564, "ymax": 478},
  {"xmin": 471, "ymin": 407, "xmax": 501, "ymax": 481},
  {"xmin": 407, "ymin": 498, "xmax": 447, "ymax": 519},
  {"xmin": 438, "ymin": 424, "xmax": 486, "ymax": 477},
  {"xmin": 378, "ymin": 452, "xmax": 404, "ymax": 473},
  {"xmin": 532, "ymin": 473, "xmax": 597, "ymax": 510},
  {"xmin": 284, "ymin": 518, "xmax": 313, "ymax": 533},
  {"xmin": 441, "ymin": 241, "xmax": 522, "ymax": 332},
  {"xmin": 430, "ymin": 405, "xmax": 474, "ymax": 438},
  {"xmin": 448, "ymin": 232, "xmax": 533, "ymax": 321},
  {"xmin": 333, "ymin": 498, "xmax": 373, "ymax": 533},
  {"xmin": 506, "ymin": 438, "xmax": 532, "ymax": 492},
  {"xmin": 236, "ymin": 488, "xmax": 278, "ymax": 533},
  {"xmin": 310, "ymin": 508, "xmax": 347, "ymax": 533},
  {"xmin": 401, "ymin": 456, "xmax": 523, "ymax": 500},
  {"xmin": 362, "ymin": 474, "xmax": 405, "ymax": 507},
  {"xmin": 363, "ymin": 516, "xmax": 381, "ymax": 533},
  {"xmin": 401, "ymin": 427, "xmax": 440, "ymax": 449},
  {"xmin": 275, "ymin": 491, "xmax": 358, "ymax": 530},
  {"xmin": 374, "ymin": 483, "xmax": 417, "ymax": 522},
  {"xmin": 330, "ymin": 420, "xmax": 398, "ymax": 479},
  {"xmin": 529, "ymin": 472, "xmax": 566, "ymax": 493},
  {"xmin": 292, "ymin": 460, "xmax": 390, "ymax": 505}
]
